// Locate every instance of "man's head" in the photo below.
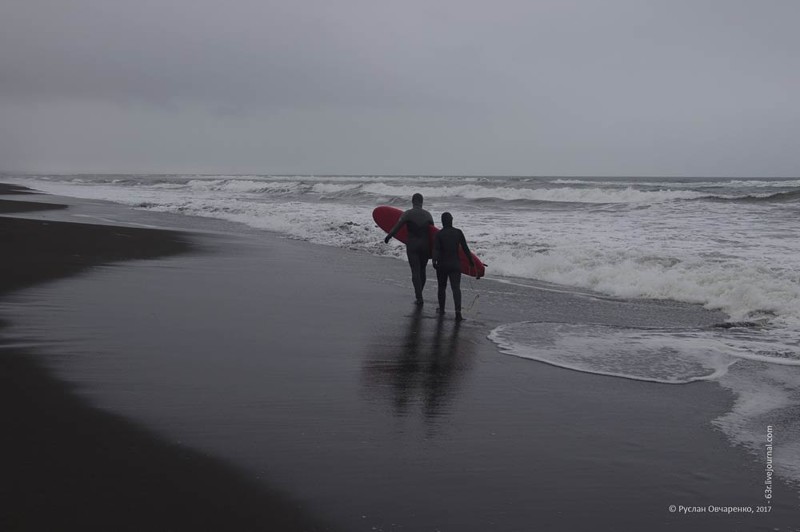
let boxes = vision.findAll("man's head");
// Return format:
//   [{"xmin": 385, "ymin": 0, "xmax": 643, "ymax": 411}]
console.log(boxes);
[
  {"xmin": 412, "ymin": 193, "xmax": 424, "ymax": 206},
  {"xmin": 441, "ymin": 212, "xmax": 453, "ymax": 227}
]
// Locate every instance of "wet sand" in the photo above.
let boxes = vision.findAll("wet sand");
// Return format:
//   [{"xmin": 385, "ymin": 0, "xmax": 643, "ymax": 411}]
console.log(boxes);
[
  {"xmin": 1, "ymin": 185, "xmax": 798, "ymax": 531},
  {"xmin": 0, "ymin": 186, "xmax": 335, "ymax": 531}
]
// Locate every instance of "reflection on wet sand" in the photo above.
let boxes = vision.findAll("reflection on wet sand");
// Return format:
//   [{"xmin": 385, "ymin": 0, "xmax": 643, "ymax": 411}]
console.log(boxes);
[{"xmin": 361, "ymin": 307, "xmax": 475, "ymax": 422}]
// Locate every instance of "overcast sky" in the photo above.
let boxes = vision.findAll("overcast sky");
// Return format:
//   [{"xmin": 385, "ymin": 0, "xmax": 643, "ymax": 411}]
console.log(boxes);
[{"xmin": 1, "ymin": 0, "xmax": 798, "ymax": 176}]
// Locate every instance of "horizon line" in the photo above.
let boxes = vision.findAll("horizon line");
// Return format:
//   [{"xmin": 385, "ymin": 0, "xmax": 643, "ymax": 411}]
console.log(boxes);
[{"xmin": 2, "ymin": 171, "xmax": 798, "ymax": 179}]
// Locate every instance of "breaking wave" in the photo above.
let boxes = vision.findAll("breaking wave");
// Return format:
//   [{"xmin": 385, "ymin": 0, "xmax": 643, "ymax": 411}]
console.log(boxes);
[
  {"xmin": 7, "ymin": 173, "xmax": 800, "ymax": 330},
  {"xmin": 702, "ymin": 188, "xmax": 800, "ymax": 204}
]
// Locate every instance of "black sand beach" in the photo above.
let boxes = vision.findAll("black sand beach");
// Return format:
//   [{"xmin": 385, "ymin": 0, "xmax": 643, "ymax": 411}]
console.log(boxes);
[
  {"xmin": 2, "ymin": 184, "xmax": 798, "ymax": 531},
  {"xmin": 0, "ymin": 185, "xmax": 334, "ymax": 531}
]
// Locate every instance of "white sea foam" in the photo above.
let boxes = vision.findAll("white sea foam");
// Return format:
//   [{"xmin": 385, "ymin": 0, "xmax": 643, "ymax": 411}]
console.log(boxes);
[
  {"xmin": 310, "ymin": 182, "xmax": 362, "ymax": 194},
  {"xmin": 550, "ymin": 177, "xmax": 800, "ymax": 189},
  {"xmin": 490, "ymin": 322, "xmax": 800, "ymax": 373},
  {"xmin": 488, "ymin": 323, "xmax": 735, "ymax": 384},
  {"xmin": 485, "ymin": 245, "xmax": 800, "ymax": 326},
  {"xmin": 489, "ymin": 320, "xmax": 800, "ymax": 486},
  {"xmin": 185, "ymin": 179, "xmax": 306, "ymax": 194},
  {"xmin": 360, "ymin": 183, "xmax": 705, "ymax": 203},
  {"xmin": 714, "ymin": 363, "xmax": 800, "ymax": 487}
]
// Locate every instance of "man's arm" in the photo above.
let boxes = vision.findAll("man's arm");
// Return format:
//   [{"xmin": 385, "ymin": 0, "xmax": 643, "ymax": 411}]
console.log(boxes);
[
  {"xmin": 432, "ymin": 232, "xmax": 442, "ymax": 268},
  {"xmin": 459, "ymin": 230, "xmax": 475, "ymax": 267},
  {"xmin": 384, "ymin": 212, "xmax": 408, "ymax": 243}
]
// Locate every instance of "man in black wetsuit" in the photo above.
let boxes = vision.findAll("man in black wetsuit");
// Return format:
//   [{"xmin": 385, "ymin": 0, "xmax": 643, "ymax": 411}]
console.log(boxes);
[
  {"xmin": 433, "ymin": 212, "xmax": 475, "ymax": 322},
  {"xmin": 384, "ymin": 193, "xmax": 434, "ymax": 305}
]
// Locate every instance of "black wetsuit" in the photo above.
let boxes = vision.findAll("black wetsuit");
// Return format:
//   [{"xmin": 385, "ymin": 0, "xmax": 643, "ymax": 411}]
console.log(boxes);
[
  {"xmin": 433, "ymin": 226, "xmax": 473, "ymax": 312},
  {"xmin": 386, "ymin": 205, "xmax": 434, "ymax": 302}
]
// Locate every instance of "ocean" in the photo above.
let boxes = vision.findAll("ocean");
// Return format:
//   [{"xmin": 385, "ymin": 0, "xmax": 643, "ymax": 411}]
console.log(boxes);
[{"xmin": 6, "ymin": 173, "xmax": 800, "ymax": 488}]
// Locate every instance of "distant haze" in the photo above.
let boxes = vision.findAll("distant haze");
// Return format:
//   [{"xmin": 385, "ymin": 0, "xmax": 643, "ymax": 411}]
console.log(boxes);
[{"xmin": 1, "ymin": 0, "xmax": 798, "ymax": 176}]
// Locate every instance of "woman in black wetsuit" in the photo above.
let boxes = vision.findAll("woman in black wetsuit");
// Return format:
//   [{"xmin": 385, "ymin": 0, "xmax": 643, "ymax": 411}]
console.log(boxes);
[{"xmin": 432, "ymin": 212, "xmax": 475, "ymax": 321}]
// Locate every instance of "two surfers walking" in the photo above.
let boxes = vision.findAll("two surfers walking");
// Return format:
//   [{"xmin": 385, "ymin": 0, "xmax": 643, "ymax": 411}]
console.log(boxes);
[{"xmin": 383, "ymin": 194, "xmax": 476, "ymax": 321}]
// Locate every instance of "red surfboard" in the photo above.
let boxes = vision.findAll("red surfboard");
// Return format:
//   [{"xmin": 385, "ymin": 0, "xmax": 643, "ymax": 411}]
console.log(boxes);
[{"xmin": 373, "ymin": 205, "xmax": 486, "ymax": 279}]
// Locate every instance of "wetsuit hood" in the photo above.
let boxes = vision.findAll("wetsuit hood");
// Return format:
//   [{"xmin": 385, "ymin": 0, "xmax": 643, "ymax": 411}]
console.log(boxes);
[{"xmin": 441, "ymin": 212, "xmax": 453, "ymax": 228}]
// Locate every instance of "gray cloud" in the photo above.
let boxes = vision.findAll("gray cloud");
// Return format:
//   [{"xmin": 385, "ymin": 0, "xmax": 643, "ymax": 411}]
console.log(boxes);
[{"xmin": 1, "ymin": 0, "xmax": 798, "ymax": 175}]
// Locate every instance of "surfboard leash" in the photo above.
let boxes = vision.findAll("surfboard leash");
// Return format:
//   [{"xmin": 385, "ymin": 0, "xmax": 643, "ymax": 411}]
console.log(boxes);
[{"xmin": 464, "ymin": 275, "xmax": 481, "ymax": 314}]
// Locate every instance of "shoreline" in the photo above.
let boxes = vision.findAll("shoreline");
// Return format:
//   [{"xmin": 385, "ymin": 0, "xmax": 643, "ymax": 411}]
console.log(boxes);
[
  {"xmin": 0, "ymin": 186, "xmax": 335, "ymax": 531},
  {"xmin": 2, "ymin": 184, "xmax": 798, "ymax": 531}
]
